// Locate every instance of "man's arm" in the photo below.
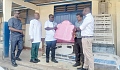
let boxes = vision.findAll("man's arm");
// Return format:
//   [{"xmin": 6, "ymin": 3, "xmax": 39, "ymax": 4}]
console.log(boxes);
[
  {"xmin": 29, "ymin": 20, "xmax": 34, "ymax": 42},
  {"xmin": 44, "ymin": 21, "xmax": 55, "ymax": 30},
  {"xmin": 74, "ymin": 22, "xmax": 81, "ymax": 32},
  {"xmin": 9, "ymin": 27, "xmax": 22, "ymax": 33},
  {"xmin": 39, "ymin": 21, "xmax": 42, "ymax": 37},
  {"xmin": 45, "ymin": 27, "xmax": 54, "ymax": 30},
  {"xmin": 79, "ymin": 17, "xmax": 92, "ymax": 30},
  {"xmin": 53, "ymin": 22, "xmax": 58, "ymax": 31},
  {"xmin": 8, "ymin": 18, "xmax": 22, "ymax": 33}
]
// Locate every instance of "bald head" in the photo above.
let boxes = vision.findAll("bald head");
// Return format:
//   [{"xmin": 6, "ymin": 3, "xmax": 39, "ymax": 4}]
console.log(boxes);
[
  {"xmin": 83, "ymin": 7, "xmax": 91, "ymax": 16},
  {"xmin": 34, "ymin": 12, "xmax": 40, "ymax": 20},
  {"xmin": 85, "ymin": 7, "xmax": 91, "ymax": 13}
]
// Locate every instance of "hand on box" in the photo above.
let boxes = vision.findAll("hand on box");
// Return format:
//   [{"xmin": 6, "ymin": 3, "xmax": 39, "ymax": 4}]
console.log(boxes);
[
  {"xmin": 73, "ymin": 32, "xmax": 76, "ymax": 37},
  {"xmin": 72, "ymin": 28, "xmax": 76, "ymax": 37},
  {"xmin": 75, "ymin": 26, "xmax": 80, "ymax": 31},
  {"xmin": 19, "ymin": 30, "xmax": 23, "ymax": 34},
  {"xmin": 54, "ymin": 27, "xmax": 57, "ymax": 30},
  {"xmin": 76, "ymin": 27, "xmax": 80, "ymax": 31}
]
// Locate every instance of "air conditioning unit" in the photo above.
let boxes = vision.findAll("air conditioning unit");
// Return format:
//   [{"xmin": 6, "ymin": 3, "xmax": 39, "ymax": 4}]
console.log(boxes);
[{"xmin": 98, "ymin": 2, "xmax": 108, "ymax": 14}]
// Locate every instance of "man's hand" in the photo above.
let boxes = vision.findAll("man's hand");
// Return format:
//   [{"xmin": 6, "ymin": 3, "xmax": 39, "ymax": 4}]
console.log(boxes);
[
  {"xmin": 54, "ymin": 27, "xmax": 57, "ymax": 30},
  {"xmin": 76, "ymin": 27, "xmax": 80, "ymax": 31},
  {"xmin": 45, "ymin": 27, "xmax": 54, "ymax": 30},
  {"xmin": 9, "ymin": 27, "xmax": 24, "ymax": 34},
  {"xmin": 18, "ymin": 30, "xmax": 23, "ymax": 34},
  {"xmin": 75, "ymin": 27, "xmax": 80, "ymax": 31},
  {"xmin": 31, "ymin": 39, "xmax": 34, "ymax": 42},
  {"xmin": 73, "ymin": 32, "xmax": 76, "ymax": 37}
]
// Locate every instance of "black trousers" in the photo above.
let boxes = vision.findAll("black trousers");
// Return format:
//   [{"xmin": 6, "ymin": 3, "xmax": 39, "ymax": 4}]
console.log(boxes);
[
  {"xmin": 46, "ymin": 40, "xmax": 56, "ymax": 59},
  {"xmin": 11, "ymin": 37, "xmax": 23, "ymax": 63},
  {"xmin": 74, "ymin": 37, "xmax": 84, "ymax": 63}
]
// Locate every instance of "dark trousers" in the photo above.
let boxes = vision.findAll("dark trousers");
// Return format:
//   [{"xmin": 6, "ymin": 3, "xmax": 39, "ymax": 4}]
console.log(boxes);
[
  {"xmin": 46, "ymin": 40, "xmax": 56, "ymax": 59},
  {"xmin": 31, "ymin": 42, "xmax": 40, "ymax": 60},
  {"xmin": 11, "ymin": 37, "xmax": 23, "ymax": 63},
  {"xmin": 74, "ymin": 37, "xmax": 84, "ymax": 63}
]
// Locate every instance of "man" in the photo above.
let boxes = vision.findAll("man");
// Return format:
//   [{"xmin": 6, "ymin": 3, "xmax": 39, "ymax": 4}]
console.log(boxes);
[
  {"xmin": 29, "ymin": 13, "xmax": 42, "ymax": 63},
  {"xmin": 73, "ymin": 13, "xmax": 84, "ymax": 67},
  {"xmin": 8, "ymin": 11, "xmax": 23, "ymax": 67},
  {"xmin": 44, "ymin": 14, "xmax": 58, "ymax": 63},
  {"xmin": 76, "ymin": 7, "xmax": 94, "ymax": 70}
]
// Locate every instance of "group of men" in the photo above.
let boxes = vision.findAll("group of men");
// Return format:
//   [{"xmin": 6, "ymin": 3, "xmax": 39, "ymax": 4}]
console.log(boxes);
[
  {"xmin": 8, "ymin": 11, "xmax": 58, "ymax": 67},
  {"xmin": 8, "ymin": 7, "xmax": 94, "ymax": 70}
]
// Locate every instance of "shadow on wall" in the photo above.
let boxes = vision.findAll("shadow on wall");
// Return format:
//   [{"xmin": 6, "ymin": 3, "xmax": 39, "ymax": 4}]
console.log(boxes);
[{"xmin": 26, "ymin": 9, "xmax": 35, "ymax": 24}]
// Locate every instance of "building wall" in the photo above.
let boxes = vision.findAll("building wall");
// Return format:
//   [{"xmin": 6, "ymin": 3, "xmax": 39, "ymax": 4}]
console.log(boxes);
[
  {"xmin": 116, "ymin": 2, "xmax": 120, "ymax": 56},
  {"xmin": 26, "ymin": 9, "xmax": 35, "ymax": 24},
  {"xmin": 92, "ymin": 1, "xmax": 99, "ymax": 15},
  {"xmin": 92, "ymin": 0, "xmax": 120, "ymax": 56}
]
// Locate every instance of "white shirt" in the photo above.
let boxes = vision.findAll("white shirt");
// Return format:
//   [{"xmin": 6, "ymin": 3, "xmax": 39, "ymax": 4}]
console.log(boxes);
[
  {"xmin": 44, "ymin": 20, "xmax": 57, "ymax": 41},
  {"xmin": 29, "ymin": 19, "xmax": 42, "ymax": 43},
  {"xmin": 80, "ymin": 13, "xmax": 94, "ymax": 36}
]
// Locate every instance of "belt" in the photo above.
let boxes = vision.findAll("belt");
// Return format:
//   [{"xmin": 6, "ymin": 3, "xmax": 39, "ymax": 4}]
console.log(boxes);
[{"xmin": 82, "ymin": 36, "xmax": 94, "ymax": 38}]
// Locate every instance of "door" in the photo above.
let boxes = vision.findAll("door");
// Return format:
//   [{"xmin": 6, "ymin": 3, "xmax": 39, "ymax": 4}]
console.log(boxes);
[{"xmin": 54, "ymin": 2, "xmax": 92, "ymax": 24}]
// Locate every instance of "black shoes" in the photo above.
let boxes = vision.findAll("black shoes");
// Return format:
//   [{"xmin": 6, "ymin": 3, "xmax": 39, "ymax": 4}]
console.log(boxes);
[
  {"xmin": 51, "ymin": 59, "xmax": 58, "ymax": 63},
  {"xmin": 77, "ymin": 67, "xmax": 88, "ymax": 70},
  {"xmin": 46, "ymin": 58, "xmax": 58, "ymax": 63},
  {"xmin": 16, "ymin": 58, "xmax": 22, "ymax": 61},
  {"xmin": 30, "ymin": 59, "xmax": 38, "ymax": 63},
  {"xmin": 46, "ymin": 58, "xmax": 49, "ymax": 63},
  {"xmin": 73, "ymin": 62, "xmax": 81, "ymax": 67},
  {"xmin": 12, "ymin": 62, "xmax": 18, "ymax": 67},
  {"xmin": 35, "ymin": 59, "xmax": 40, "ymax": 62},
  {"xmin": 30, "ymin": 58, "xmax": 40, "ymax": 63}
]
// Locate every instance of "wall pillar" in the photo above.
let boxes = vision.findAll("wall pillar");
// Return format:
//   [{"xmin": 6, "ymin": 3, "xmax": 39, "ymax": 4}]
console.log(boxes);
[
  {"xmin": 116, "ymin": 2, "xmax": 120, "ymax": 56},
  {"xmin": 3, "ymin": 0, "xmax": 12, "ymax": 57},
  {"xmin": 92, "ymin": 0, "xmax": 99, "ymax": 15}
]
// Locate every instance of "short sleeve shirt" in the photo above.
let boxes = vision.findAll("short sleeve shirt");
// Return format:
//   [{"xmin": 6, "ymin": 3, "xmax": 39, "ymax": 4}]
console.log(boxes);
[
  {"xmin": 44, "ymin": 20, "xmax": 57, "ymax": 41},
  {"xmin": 8, "ymin": 17, "xmax": 23, "ymax": 38}
]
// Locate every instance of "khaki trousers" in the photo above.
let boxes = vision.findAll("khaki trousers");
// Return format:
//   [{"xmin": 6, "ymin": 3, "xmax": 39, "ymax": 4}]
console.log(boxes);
[{"xmin": 82, "ymin": 38, "xmax": 94, "ymax": 70}]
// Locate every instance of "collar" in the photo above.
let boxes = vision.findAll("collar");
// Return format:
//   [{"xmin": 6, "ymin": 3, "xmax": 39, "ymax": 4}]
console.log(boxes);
[
  {"xmin": 49, "ymin": 20, "xmax": 54, "ymax": 22},
  {"xmin": 77, "ymin": 20, "xmax": 83, "ymax": 23},
  {"xmin": 49, "ymin": 20, "xmax": 55, "ymax": 23},
  {"xmin": 34, "ymin": 19, "xmax": 39, "ymax": 21},
  {"xmin": 13, "ymin": 17, "xmax": 19, "ymax": 19},
  {"xmin": 85, "ymin": 13, "xmax": 91, "ymax": 17}
]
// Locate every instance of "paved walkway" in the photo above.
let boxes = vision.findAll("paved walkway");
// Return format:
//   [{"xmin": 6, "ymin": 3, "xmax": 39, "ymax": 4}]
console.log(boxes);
[{"xmin": 0, "ymin": 48, "xmax": 76, "ymax": 70}]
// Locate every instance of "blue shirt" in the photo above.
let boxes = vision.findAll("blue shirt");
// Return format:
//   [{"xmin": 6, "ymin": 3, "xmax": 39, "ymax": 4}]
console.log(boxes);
[
  {"xmin": 75, "ymin": 21, "xmax": 83, "ymax": 38},
  {"xmin": 8, "ymin": 17, "xmax": 23, "ymax": 38}
]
